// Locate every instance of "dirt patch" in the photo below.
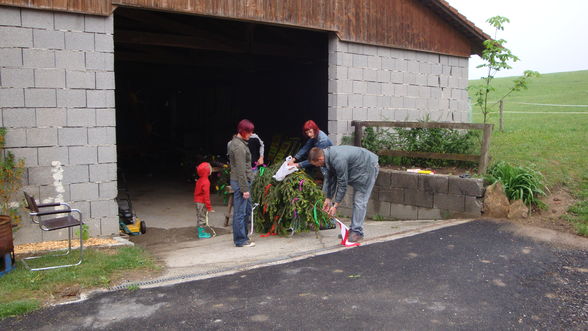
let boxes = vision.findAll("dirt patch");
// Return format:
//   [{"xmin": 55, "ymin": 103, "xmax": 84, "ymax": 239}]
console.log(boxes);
[
  {"xmin": 47, "ymin": 267, "xmax": 166, "ymax": 306},
  {"xmin": 43, "ymin": 250, "xmax": 166, "ymax": 306},
  {"xmin": 507, "ymin": 187, "xmax": 578, "ymax": 236},
  {"xmin": 492, "ymin": 219, "xmax": 588, "ymax": 251},
  {"xmin": 53, "ymin": 284, "xmax": 82, "ymax": 300},
  {"xmin": 14, "ymin": 237, "xmax": 119, "ymax": 255},
  {"xmin": 480, "ymin": 187, "xmax": 587, "ymax": 249},
  {"xmin": 129, "ymin": 226, "xmax": 231, "ymax": 247}
]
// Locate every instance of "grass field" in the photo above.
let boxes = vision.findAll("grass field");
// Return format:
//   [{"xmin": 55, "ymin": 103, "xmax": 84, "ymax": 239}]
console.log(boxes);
[{"xmin": 469, "ymin": 70, "xmax": 588, "ymax": 188}]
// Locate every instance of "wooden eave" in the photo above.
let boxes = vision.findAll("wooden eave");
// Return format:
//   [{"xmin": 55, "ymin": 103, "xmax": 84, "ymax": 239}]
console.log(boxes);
[
  {"xmin": 420, "ymin": 0, "xmax": 491, "ymax": 55},
  {"xmin": 0, "ymin": 0, "xmax": 491, "ymax": 56}
]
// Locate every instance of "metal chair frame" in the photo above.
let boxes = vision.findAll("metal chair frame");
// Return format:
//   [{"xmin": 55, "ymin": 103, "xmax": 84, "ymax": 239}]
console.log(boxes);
[{"xmin": 22, "ymin": 192, "xmax": 84, "ymax": 271}]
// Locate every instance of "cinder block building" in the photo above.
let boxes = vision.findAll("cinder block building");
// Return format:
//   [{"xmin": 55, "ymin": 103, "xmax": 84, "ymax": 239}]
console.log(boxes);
[{"xmin": 0, "ymin": 0, "xmax": 488, "ymax": 242}]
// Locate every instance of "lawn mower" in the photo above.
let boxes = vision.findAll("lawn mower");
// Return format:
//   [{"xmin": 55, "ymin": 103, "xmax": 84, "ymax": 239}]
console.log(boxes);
[
  {"xmin": 117, "ymin": 190, "xmax": 146, "ymax": 236},
  {"xmin": 117, "ymin": 172, "xmax": 146, "ymax": 236}
]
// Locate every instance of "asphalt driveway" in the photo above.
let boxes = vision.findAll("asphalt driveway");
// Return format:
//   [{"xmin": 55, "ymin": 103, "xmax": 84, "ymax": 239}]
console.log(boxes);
[{"xmin": 2, "ymin": 220, "xmax": 587, "ymax": 330}]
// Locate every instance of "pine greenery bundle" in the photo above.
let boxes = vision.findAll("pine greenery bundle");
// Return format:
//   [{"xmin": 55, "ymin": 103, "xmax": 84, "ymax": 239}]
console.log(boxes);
[{"xmin": 251, "ymin": 163, "xmax": 331, "ymax": 235}]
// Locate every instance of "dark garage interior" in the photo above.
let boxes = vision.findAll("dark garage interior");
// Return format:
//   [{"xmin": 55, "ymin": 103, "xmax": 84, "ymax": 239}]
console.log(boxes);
[{"xmin": 113, "ymin": 7, "xmax": 328, "ymax": 180}]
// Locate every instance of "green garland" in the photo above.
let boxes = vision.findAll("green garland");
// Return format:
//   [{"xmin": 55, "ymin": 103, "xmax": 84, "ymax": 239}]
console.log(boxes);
[
  {"xmin": 251, "ymin": 163, "xmax": 331, "ymax": 235},
  {"xmin": 215, "ymin": 164, "xmax": 231, "ymax": 204}
]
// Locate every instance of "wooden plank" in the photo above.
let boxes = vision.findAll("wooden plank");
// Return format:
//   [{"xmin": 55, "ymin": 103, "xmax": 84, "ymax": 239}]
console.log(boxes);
[
  {"xmin": 2, "ymin": 0, "xmax": 483, "ymax": 56},
  {"xmin": 31, "ymin": 0, "xmax": 53, "ymax": 9},
  {"xmin": 478, "ymin": 123, "xmax": 494, "ymax": 174},
  {"xmin": 354, "ymin": 121, "xmax": 363, "ymax": 147},
  {"xmin": 351, "ymin": 120, "xmax": 488, "ymax": 130},
  {"xmin": 114, "ymin": 29, "xmax": 242, "ymax": 53},
  {"xmin": 378, "ymin": 150, "xmax": 481, "ymax": 162},
  {"xmin": 0, "ymin": 0, "xmax": 112, "ymax": 15},
  {"xmin": 51, "ymin": 0, "xmax": 68, "ymax": 9}
]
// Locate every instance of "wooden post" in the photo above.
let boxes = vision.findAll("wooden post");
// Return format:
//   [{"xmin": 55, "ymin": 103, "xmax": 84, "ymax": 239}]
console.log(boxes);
[
  {"xmin": 499, "ymin": 100, "xmax": 504, "ymax": 132},
  {"xmin": 478, "ymin": 124, "xmax": 493, "ymax": 174},
  {"xmin": 353, "ymin": 121, "xmax": 363, "ymax": 147}
]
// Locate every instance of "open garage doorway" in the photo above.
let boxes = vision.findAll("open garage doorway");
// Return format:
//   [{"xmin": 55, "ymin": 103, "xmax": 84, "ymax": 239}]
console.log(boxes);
[{"xmin": 113, "ymin": 7, "xmax": 328, "ymax": 237}]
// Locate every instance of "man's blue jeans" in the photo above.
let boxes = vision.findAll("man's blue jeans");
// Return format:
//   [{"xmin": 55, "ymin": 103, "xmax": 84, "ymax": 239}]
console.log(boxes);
[
  {"xmin": 350, "ymin": 162, "xmax": 379, "ymax": 236},
  {"xmin": 231, "ymin": 180, "xmax": 252, "ymax": 246}
]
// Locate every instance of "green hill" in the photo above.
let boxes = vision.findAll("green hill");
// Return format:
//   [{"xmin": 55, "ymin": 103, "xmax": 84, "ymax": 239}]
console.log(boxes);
[{"xmin": 468, "ymin": 70, "xmax": 588, "ymax": 188}]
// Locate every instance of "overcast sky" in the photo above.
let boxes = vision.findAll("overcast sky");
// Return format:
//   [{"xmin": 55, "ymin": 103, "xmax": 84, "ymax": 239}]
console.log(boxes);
[{"xmin": 446, "ymin": 0, "xmax": 588, "ymax": 79}]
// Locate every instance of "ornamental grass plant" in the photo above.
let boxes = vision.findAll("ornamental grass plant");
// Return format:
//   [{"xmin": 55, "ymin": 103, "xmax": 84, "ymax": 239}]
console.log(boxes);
[{"xmin": 485, "ymin": 161, "xmax": 548, "ymax": 208}]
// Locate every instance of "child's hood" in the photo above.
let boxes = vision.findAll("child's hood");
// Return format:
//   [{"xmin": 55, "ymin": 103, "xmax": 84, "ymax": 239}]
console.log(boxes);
[{"xmin": 196, "ymin": 162, "xmax": 211, "ymax": 178}]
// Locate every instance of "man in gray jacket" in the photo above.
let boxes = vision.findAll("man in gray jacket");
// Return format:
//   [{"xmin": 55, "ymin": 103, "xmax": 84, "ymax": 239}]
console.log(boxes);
[{"xmin": 308, "ymin": 146, "xmax": 379, "ymax": 242}]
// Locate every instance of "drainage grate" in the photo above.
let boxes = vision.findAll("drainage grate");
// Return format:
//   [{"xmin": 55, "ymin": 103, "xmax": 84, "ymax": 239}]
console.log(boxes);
[{"xmin": 108, "ymin": 245, "xmax": 339, "ymax": 291}]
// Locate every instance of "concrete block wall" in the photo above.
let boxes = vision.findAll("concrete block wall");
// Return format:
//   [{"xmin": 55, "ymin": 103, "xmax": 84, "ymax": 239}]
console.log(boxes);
[
  {"xmin": 339, "ymin": 169, "xmax": 484, "ymax": 220},
  {"xmin": 0, "ymin": 6, "xmax": 117, "ymax": 243},
  {"xmin": 327, "ymin": 35, "xmax": 470, "ymax": 144}
]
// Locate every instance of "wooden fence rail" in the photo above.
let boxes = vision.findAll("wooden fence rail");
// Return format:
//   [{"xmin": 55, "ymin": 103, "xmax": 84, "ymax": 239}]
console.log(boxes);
[{"xmin": 351, "ymin": 121, "xmax": 494, "ymax": 174}]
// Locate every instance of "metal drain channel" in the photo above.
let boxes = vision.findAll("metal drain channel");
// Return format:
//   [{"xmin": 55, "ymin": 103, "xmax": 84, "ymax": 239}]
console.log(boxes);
[
  {"xmin": 108, "ymin": 245, "xmax": 339, "ymax": 291},
  {"xmin": 107, "ymin": 220, "xmax": 465, "ymax": 292}
]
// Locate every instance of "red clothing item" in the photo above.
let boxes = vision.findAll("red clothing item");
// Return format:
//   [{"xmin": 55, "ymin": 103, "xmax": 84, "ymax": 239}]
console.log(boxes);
[{"xmin": 194, "ymin": 162, "xmax": 212, "ymax": 211}]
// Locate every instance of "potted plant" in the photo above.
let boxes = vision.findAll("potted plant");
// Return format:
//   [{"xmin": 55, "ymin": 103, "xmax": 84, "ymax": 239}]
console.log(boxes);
[{"xmin": 0, "ymin": 127, "xmax": 25, "ymax": 270}]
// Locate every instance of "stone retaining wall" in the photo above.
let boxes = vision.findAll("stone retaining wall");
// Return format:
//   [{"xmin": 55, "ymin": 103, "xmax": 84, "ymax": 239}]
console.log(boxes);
[{"xmin": 339, "ymin": 169, "xmax": 484, "ymax": 220}]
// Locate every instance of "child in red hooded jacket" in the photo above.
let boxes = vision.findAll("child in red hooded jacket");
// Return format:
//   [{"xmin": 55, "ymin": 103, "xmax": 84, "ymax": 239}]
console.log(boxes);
[{"xmin": 194, "ymin": 162, "xmax": 215, "ymax": 239}]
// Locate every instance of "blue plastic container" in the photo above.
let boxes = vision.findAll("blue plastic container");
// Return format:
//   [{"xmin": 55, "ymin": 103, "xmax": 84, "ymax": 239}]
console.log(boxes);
[{"xmin": 0, "ymin": 253, "xmax": 14, "ymax": 277}]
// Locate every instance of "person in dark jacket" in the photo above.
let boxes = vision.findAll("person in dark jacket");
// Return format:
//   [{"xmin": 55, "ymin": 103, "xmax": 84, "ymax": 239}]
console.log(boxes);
[
  {"xmin": 227, "ymin": 132, "xmax": 264, "ymax": 167},
  {"xmin": 308, "ymin": 146, "xmax": 379, "ymax": 243},
  {"xmin": 228, "ymin": 119, "xmax": 256, "ymax": 248},
  {"xmin": 288, "ymin": 120, "xmax": 333, "ymax": 169},
  {"xmin": 248, "ymin": 133, "xmax": 265, "ymax": 167}
]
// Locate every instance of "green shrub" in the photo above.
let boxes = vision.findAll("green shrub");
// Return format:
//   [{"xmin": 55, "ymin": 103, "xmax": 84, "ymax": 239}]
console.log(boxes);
[
  {"xmin": 372, "ymin": 214, "xmax": 385, "ymax": 221},
  {"xmin": 485, "ymin": 161, "xmax": 548, "ymax": 208},
  {"xmin": 395, "ymin": 127, "xmax": 479, "ymax": 168},
  {"xmin": 339, "ymin": 135, "xmax": 354, "ymax": 146},
  {"xmin": 75, "ymin": 224, "xmax": 90, "ymax": 241},
  {"xmin": 361, "ymin": 127, "xmax": 399, "ymax": 165},
  {"xmin": 360, "ymin": 126, "xmax": 479, "ymax": 168}
]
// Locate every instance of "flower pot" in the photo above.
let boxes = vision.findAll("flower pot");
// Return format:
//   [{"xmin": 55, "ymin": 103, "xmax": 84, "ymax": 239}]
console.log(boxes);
[
  {"xmin": 0, "ymin": 215, "xmax": 15, "ymax": 275},
  {"xmin": 0, "ymin": 215, "xmax": 13, "ymax": 254}
]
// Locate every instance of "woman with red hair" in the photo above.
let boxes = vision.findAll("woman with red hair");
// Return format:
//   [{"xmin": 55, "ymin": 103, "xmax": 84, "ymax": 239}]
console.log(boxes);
[
  {"xmin": 288, "ymin": 120, "xmax": 333, "ymax": 169},
  {"xmin": 228, "ymin": 119, "xmax": 256, "ymax": 247}
]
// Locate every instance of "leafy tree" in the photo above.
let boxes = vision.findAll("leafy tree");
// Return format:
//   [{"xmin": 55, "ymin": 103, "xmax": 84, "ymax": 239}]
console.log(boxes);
[
  {"xmin": 470, "ymin": 16, "xmax": 540, "ymax": 123},
  {"xmin": 0, "ymin": 127, "xmax": 25, "ymax": 227}
]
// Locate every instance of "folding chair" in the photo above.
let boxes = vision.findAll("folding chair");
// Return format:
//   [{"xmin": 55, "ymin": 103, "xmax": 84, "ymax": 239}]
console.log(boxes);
[{"xmin": 22, "ymin": 192, "xmax": 84, "ymax": 271}]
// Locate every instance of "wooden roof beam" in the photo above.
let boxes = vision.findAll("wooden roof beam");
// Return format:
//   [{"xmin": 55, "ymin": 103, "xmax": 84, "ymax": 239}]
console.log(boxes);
[
  {"xmin": 114, "ymin": 29, "xmax": 318, "ymax": 59},
  {"xmin": 114, "ymin": 8, "xmax": 237, "ymax": 50}
]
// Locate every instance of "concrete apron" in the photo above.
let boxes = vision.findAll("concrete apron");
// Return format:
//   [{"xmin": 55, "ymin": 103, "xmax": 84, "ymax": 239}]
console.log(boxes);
[
  {"xmin": 89, "ymin": 175, "xmax": 474, "ymax": 290},
  {"xmin": 123, "ymin": 217, "xmax": 473, "ymax": 290},
  {"xmin": 16, "ymin": 174, "xmax": 474, "ymax": 290}
]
